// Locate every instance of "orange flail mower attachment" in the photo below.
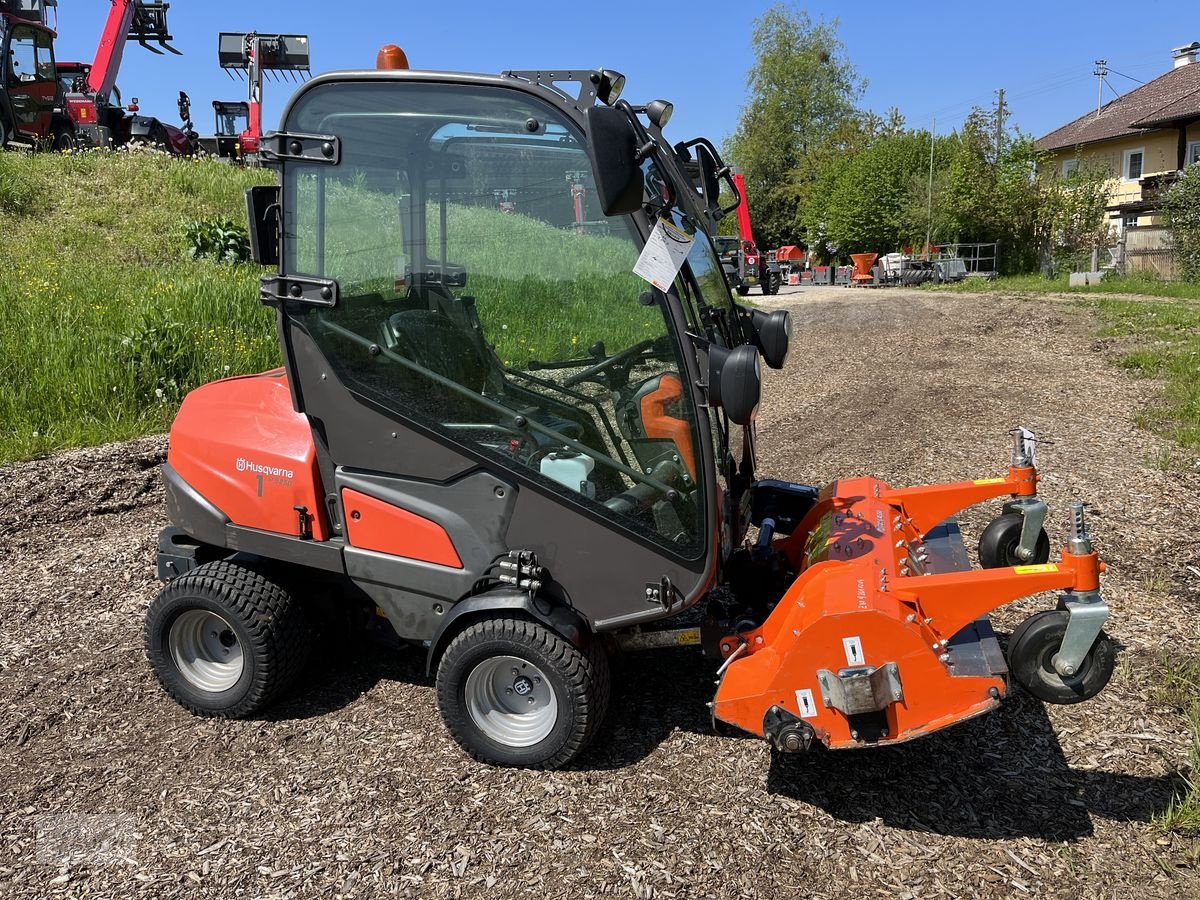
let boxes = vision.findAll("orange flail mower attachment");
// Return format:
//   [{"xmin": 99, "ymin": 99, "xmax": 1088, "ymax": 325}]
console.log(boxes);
[{"xmin": 711, "ymin": 443, "xmax": 1108, "ymax": 751}]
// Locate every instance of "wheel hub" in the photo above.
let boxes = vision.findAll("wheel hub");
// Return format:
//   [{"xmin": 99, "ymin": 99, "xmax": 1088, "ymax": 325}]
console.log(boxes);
[
  {"xmin": 464, "ymin": 655, "xmax": 557, "ymax": 748},
  {"xmin": 168, "ymin": 609, "xmax": 245, "ymax": 693}
]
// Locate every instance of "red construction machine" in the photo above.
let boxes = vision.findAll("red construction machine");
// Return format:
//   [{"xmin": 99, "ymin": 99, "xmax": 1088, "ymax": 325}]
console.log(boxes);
[
  {"xmin": 212, "ymin": 31, "xmax": 310, "ymax": 160},
  {"xmin": 60, "ymin": 0, "xmax": 191, "ymax": 153},
  {"xmin": 0, "ymin": 0, "xmax": 74, "ymax": 150},
  {"xmin": 716, "ymin": 172, "xmax": 780, "ymax": 295}
]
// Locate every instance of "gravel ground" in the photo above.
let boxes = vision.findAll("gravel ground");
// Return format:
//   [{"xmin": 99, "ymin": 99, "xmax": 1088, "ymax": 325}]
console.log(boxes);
[{"xmin": 1, "ymin": 286, "xmax": 1198, "ymax": 899}]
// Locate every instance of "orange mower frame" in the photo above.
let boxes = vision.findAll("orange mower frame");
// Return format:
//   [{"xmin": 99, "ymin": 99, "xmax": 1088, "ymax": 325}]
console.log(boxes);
[{"xmin": 711, "ymin": 431, "xmax": 1113, "ymax": 752}]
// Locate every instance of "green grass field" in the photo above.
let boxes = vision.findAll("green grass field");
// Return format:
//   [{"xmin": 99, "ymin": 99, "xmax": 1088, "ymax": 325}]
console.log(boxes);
[
  {"xmin": 0, "ymin": 150, "xmax": 276, "ymax": 464},
  {"xmin": 929, "ymin": 272, "xmax": 1200, "ymax": 300},
  {"xmin": 0, "ymin": 151, "xmax": 665, "ymax": 464}
]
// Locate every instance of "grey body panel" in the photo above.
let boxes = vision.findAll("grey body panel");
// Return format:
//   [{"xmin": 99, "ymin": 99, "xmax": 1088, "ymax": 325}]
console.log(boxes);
[{"xmin": 337, "ymin": 467, "xmax": 516, "ymax": 641}]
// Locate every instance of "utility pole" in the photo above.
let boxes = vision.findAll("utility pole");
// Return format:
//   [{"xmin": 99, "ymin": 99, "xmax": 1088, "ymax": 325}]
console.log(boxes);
[
  {"xmin": 926, "ymin": 117, "xmax": 936, "ymax": 261},
  {"xmin": 994, "ymin": 88, "xmax": 1006, "ymax": 160},
  {"xmin": 1094, "ymin": 59, "xmax": 1108, "ymax": 117}
]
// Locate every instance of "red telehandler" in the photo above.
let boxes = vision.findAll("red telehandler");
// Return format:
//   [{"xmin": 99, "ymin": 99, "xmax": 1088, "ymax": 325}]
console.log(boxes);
[
  {"xmin": 0, "ymin": 0, "xmax": 74, "ymax": 150},
  {"xmin": 210, "ymin": 31, "xmax": 310, "ymax": 161},
  {"xmin": 61, "ymin": 0, "xmax": 192, "ymax": 154}
]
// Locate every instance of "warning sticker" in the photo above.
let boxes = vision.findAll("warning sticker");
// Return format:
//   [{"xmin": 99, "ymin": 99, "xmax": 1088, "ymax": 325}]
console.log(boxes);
[
  {"xmin": 795, "ymin": 689, "xmax": 818, "ymax": 719},
  {"xmin": 1014, "ymin": 563, "xmax": 1059, "ymax": 574},
  {"xmin": 973, "ymin": 477, "xmax": 1006, "ymax": 485},
  {"xmin": 633, "ymin": 218, "xmax": 695, "ymax": 290},
  {"xmin": 843, "ymin": 636, "xmax": 864, "ymax": 666},
  {"xmin": 675, "ymin": 629, "xmax": 701, "ymax": 646}
]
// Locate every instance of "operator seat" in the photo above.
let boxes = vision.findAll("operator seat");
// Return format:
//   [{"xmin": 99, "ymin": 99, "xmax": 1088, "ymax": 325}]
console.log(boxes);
[{"xmin": 386, "ymin": 308, "xmax": 493, "ymax": 395}]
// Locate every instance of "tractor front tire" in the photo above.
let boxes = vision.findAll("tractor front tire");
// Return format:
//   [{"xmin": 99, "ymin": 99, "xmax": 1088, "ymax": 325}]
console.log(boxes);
[
  {"xmin": 978, "ymin": 512, "xmax": 1050, "ymax": 568},
  {"xmin": 145, "ymin": 560, "xmax": 310, "ymax": 718},
  {"xmin": 436, "ymin": 616, "xmax": 610, "ymax": 769},
  {"xmin": 1007, "ymin": 610, "xmax": 1115, "ymax": 704},
  {"xmin": 50, "ymin": 123, "xmax": 74, "ymax": 153}
]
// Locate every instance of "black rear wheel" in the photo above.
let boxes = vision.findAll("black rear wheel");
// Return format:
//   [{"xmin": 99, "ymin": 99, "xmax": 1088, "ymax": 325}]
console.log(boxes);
[
  {"xmin": 51, "ymin": 123, "xmax": 75, "ymax": 153},
  {"xmin": 1007, "ymin": 610, "xmax": 1115, "ymax": 704},
  {"xmin": 436, "ymin": 616, "xmax": 609, "ymax": 769},
  {"xmin": 978, "ymin": 512, "xmax": 1050, "ymax": 568},
  {"xmin": 0, "ymin": 111, "xmax": 11, "ymax": 150},
  {"xmin": 145, "ymin": 560, "xmax": 310, "ymax": 717}
]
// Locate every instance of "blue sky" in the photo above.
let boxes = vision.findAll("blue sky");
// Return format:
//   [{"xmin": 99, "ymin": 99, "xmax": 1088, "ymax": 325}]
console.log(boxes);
[{"xmin": 49, "ymin": 1, "xmax": 1189, "ymax": 146}]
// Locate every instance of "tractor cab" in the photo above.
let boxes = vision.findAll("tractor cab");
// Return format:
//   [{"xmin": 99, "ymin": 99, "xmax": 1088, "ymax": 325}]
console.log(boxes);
[{"xmin": 230, "ymin": 70, "xmax": 777, "ymax": 610}]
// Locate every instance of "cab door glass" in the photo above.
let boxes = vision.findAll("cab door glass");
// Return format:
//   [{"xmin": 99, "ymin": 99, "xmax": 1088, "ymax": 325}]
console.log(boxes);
[
  {"xmin": 7, "ymin": 29, "xmax": 37, "ymax": 83},
  {"xmin": 283, "ymin": 82, "xmax": 706, "ymax": 556},
  {"xmin": 34, "ymin": 28, "xmax": 55, "ymax": 81}
]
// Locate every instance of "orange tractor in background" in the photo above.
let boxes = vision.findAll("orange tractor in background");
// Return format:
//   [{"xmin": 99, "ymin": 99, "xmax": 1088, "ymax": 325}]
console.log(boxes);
[{"xmin": 142, "ymin": 50, "xmax": 1115, "ymax": 771}]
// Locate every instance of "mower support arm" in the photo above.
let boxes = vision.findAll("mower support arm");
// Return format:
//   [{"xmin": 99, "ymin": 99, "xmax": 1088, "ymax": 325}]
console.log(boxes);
[
  {"xmin": 879, "ymin": 464, "xmax": 1037, "ymax": 536},
  {"xmin": 893, "ymin": 547, "xmax": 1105, "ymax": 642}
]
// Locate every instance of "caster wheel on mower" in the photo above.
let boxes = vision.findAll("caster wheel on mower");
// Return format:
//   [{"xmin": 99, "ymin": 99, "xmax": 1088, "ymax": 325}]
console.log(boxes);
[
  {"xmin": 1007, "ymin": 610, "xmax": 1115, "ymax": 704},
  {"xmin": 978, "ymin": 512, "xmax": 1050, "ymax": 568},
  {"xmin": 436, "ymin": 617, "xmax": 610, "ymax": 769},
  {"xmin": 144, "ymin": 560, "xmax": 310, "ymax": 718}
]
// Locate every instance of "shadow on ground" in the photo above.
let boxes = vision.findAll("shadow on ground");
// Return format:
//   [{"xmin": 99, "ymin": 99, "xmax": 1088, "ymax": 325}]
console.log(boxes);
[{"xmin": 263, "ymin": 636, "xmax": 1178, "ymax": 841}]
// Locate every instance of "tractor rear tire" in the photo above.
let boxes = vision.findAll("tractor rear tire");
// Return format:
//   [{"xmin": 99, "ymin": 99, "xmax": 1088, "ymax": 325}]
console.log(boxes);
[
  {"xmin": 978, "ymin": 512, "xmax": 1050, "ymax": 568},
  {"xmin": 144, "ymin": 560, "xmax": 310, "ymax": 718},
  {"xmin": 436, "ymin": 616, "xmax": 610, "ymax": 769},
  {"xmin": 1007, "ymin": 610, "xmax": 1115, "ymax": 704},
  {"xmin": 0, "ymin": 111, "xmax": 11, "ymax": 150}
]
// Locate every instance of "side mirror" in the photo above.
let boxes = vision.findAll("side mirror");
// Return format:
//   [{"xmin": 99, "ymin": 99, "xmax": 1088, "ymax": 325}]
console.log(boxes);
[
  {"xmin": 246, "ymin": 185, "xmax": 280, "ymax": 266},
  {"xmin": 583, "ymin": 106, "xmax": 643, "ymax": 216},
  {"xmin": 695, "ymin": 143, "xmax": 720, "ymax": 210},
  {"xmin": 744, "ymin": 307, "xmax": 791, "ymax": 369},
  {"xmin": 708, "ymin": 344, "xmax": 761, "ymax": 425}
]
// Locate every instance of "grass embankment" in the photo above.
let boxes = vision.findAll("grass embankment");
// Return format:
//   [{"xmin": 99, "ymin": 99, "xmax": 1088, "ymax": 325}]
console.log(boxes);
[
  {"xmin": 0, "ymin": 151, "xmax": 275, "ymax": 464},
  {"xmin": 0, "ymin": 152, "xmax": 662, "ymax": 464}
]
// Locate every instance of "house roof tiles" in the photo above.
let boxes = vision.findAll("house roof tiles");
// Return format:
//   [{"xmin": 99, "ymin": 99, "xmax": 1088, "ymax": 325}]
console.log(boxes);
[{"xmin": 1036, "ymin": 63, "xmax": 1200, "ymax": 152}]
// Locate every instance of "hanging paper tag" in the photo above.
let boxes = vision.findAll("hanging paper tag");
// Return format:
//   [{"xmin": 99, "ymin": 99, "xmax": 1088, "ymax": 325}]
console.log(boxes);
[{"xmin": 633, "ymin": 218, "xmax": 695, "ymax": 290}]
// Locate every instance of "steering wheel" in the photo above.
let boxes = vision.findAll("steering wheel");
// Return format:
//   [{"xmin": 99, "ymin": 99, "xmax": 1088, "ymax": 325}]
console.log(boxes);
[{"xmin": 562, "ymin": 338, "xmax": 662, "ymax": 389}]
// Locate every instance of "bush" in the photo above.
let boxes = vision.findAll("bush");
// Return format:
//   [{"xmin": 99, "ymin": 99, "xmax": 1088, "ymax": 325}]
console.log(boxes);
[
  {"xmin": 1164, "ymin": 163, "xmax": 1200, "ymax": 283},
  {"xmin": 184, "ymin": 217, "xmax": 252, "ymax": 264}
]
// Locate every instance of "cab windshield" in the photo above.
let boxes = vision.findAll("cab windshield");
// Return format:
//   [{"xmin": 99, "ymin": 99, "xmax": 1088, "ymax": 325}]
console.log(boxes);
[{"xmin": 282, "ymin": 80, "xmax": 707, "ymax": 556}]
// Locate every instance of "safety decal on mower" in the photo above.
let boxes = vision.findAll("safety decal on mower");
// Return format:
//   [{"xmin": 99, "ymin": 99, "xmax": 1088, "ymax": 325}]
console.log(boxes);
[
  {"xmin": 842, "ymin": 636, "xmax": 863, "ymax": 666},
  {"xmin": 795, "ymin": 689, "xmax": 818, "ymax": 719}
]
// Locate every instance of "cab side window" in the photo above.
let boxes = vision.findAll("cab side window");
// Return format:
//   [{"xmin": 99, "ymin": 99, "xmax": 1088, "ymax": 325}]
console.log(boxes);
[
  {"xmin": 8, "ymin": 30, "xmax": 37, "ymax": 84},
  {"xmin": 35, "ymin": 29, "xmax": 55, "ymax": 81}
]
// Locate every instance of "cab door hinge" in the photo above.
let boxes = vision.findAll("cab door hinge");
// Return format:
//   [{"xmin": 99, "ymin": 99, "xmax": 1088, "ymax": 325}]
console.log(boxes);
[
  {"xmin": 260, "ymin": 274, "xmax": 339, "ymax": 308},
  {"xmin": 259, "ymin": 131, "xmax": 340, "ymax": 165}
]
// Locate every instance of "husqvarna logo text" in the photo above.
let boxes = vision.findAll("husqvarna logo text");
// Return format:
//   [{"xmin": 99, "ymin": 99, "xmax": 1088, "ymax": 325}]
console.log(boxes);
[{"xmin": 235, "ymin": 457, "xmax": 294, "ymax": 479}]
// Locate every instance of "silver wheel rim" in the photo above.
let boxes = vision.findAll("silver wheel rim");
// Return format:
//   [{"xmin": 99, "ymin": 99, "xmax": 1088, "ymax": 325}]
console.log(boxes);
[
  {"xmin": 168, "ymin": 609, "xmax": 244, "ymax": 692},
  {"xmin": 464, "ymin": 655, "xmax": 558, "ymax": 747}
]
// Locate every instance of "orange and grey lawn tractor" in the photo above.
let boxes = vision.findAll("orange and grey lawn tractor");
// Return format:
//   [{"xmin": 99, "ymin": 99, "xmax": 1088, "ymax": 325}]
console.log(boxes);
[{"xmin": 145, "ymin": 49, "xmax": 1115, "ymax": 769}]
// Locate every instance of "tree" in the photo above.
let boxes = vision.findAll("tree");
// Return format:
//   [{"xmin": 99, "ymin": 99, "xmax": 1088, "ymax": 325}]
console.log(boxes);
[
  {"xmin": 1163, "ymin": 162, "xmax": 1200, "ymax": 282},
  {"xmin": 806, "ymin": 130, "xmax": 954, "ymax": 258},
  {"xmin": 725, "ymin": 5, "xmax": 864, "ymax": 248}
]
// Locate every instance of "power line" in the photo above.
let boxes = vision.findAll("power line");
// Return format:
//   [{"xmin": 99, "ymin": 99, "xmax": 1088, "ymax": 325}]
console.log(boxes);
[{"xmin": 1107, "ymin": 67, "xmax": 1146, "ymax": 85}]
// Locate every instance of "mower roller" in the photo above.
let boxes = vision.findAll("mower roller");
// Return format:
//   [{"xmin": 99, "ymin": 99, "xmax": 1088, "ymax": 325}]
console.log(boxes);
[{"xmin": 144, "ymin": 51, "xmax": 1115, "ymax": 771}]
